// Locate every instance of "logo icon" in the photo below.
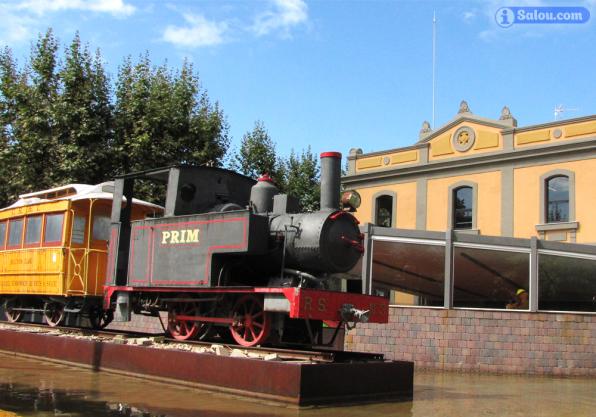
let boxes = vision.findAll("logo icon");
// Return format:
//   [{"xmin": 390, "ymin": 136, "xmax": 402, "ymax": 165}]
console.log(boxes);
[
  {"xmin": 496, "ymin": 7, "xmax": 515, "ymax": 28},
  {"xmin": 495, "ymin": 7, "xmax": 590, "ymax": 28}
]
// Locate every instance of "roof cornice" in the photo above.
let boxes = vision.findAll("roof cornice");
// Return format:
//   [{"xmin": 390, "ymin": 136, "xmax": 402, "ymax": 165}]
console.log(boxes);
[{"xmin": 343, "ymin": 135, "xmax": 596, "ymax": 186}]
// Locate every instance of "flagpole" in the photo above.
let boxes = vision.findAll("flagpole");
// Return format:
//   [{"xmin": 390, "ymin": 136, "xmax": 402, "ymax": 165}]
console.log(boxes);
[{"xmin": 432, "ymin": 10, "xmax": 436, "ymax": 129}]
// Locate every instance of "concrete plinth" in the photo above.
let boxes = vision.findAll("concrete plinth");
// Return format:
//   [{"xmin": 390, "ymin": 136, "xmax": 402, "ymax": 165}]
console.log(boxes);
[{"xmin": 0, "ymin": 328, "xmax": 413, "ymax": 406}]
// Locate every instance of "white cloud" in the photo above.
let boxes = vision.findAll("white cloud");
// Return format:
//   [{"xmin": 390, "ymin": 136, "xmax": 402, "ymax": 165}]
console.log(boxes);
[
  {"xmin": 0, "ymin": 3, "xmax": 39, "ymax": 45},
  {"xmin": 463, "ymin": 10, "xmax": 476, "ymax": 24},
  {"xmin": 0, "ymin": 0, "xmax": 136, "ymax": 47},
  {"xmin": 15, "ymin": 0, "xmax": 135, "ymax": 17},
  {"xmin": 162, "ymin": 13, "xmax": 228, "ymax": 48},
  {"xmin": 252, "ymin": 0, "xmax": 308, "ymax": 37}
]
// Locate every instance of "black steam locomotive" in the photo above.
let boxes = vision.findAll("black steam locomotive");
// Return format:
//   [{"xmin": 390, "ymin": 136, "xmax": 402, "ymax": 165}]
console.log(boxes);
[{"xmin": 104, "ymin": 152, "xmax": 388, "ymax": 346}]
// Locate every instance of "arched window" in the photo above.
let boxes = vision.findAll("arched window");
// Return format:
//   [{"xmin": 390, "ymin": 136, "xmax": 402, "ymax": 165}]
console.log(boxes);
[
  {"xmin": 545, "ymin": 175, "xmax": 569, "ymax": 223},
  {"xmin": 375, "ymin": 195, "xmax": 394, "ymax": 227},
  {"xmin": 453, "ymin": 186, "xmax": 473, "ymax": 229}
]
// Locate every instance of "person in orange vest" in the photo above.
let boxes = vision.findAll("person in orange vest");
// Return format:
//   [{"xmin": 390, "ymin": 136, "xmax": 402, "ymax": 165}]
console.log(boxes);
[{"xmin": 506, "ymin": 288, "xmax": 529, "ymax": 310}]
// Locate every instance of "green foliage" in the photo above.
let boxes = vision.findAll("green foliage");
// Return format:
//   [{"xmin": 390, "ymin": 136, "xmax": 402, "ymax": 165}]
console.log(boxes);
[
  {"xmin": 232, "ymin": 120, "xmax": 282, "ymax": 183},
  {"xmin": 230, "ymin": 120, "xmax": 321, "ymax": 212},
  {"xmin": 57, "ymin": 32, "xmax": 113, "ymax": 185},
  {"xmin": 0, "ymin": 29, "xmax": 229, "ymax": 206},
  {"xmin": 12, "ymin": 30, "xmax": 61, "ymax": 193},
  {"xmin": 284, "ymin": 147, "xmax": 320, "ymax": 211}
]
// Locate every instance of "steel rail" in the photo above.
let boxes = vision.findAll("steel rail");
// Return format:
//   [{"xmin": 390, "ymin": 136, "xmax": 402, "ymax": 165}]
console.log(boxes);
[{"xmin": 0, "ymin": 321, "xmax": 384, "ymax": 363}]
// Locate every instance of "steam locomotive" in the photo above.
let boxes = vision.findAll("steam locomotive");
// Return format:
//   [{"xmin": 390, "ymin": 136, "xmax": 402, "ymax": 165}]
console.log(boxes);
[{"xmin": 104, "ymin": 152, "xmax": 389, "ymax": 346}]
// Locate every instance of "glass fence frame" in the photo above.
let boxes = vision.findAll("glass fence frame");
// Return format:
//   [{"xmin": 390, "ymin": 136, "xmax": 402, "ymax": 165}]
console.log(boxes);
[
  {"xmin": 359, "ymin": 224, "xmax": 596, "ymax": 315},
  {"xmin": 369, "ymin": 236, "xmax": 446, "ymax": 308},
  {"xmin": 451, "ymin": 242, "xmax": 532, "ymax": 311}
]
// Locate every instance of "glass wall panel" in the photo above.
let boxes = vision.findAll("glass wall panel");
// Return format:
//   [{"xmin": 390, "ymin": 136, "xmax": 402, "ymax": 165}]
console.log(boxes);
[
  {"xmin": 371, "ymin": 240, "xmax": 445, "ymax": 306},
  {"xmin": 453, "ymin": 246, "xmax": 529, "ymax": 309},
  {"xmin": 538, "ymin": 253, "xmax": 596, "ymax": 312}
]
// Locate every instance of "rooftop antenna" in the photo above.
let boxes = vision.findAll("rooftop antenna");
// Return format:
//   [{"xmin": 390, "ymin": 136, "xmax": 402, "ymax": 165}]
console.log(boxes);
[
  {"xmin": 554, "ymin": 104, "xmax": 579, "ymax": 120},
  {"xmin": 432, "ymin": 10, "xmax": 437, "ymax": 128}
]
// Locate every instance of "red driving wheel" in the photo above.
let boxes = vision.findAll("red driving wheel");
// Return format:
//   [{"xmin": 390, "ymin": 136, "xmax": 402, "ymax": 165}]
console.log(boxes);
[
  {"xmin": 229, "ymin": 294, "xmax": 271, "ymax": 347},
  {"xmin": 167, "ymin": 302, "xmax": 200, "ymax": 341}
]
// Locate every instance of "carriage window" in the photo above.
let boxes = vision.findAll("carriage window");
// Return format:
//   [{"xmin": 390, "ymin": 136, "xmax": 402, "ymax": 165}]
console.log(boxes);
[
  {"xmin": 8, "ymin": 218, "xmax": 23, "ymax": 247},
  {"xmin": 92, "ymin": 215, "xmax": 110, "ymax": 241},
  {"xmin": 25, "ymin": 216, "xmax": 42, "ymax": 245},
  {"xmin": 72, "ymin": 216, "xmax": 86, "ymax": 244},
  {"xmin": 0, "ymin": 222, "xmax": 6, "ymax": 248},
  {"xmin": 453, "ymin": 186, "xmax": 473, "ymax": 229},
  {"xmin": 546, "ymin": 175, "xmax": 569, "ymax": 223},
  {"xmin": 44, "ymin": 213, "xmax": 64, "ymax": 244}
]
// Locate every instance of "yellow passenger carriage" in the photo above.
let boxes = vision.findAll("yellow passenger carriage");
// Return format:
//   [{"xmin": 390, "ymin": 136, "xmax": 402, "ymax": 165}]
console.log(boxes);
[{"xmin": 0, "ymin": 183, "xmax": 160, "ymax": 327}]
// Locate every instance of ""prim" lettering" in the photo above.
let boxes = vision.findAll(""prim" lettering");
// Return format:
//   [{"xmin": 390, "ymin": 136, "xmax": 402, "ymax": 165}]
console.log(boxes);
[{"xmin": 161, "ymin": 229, "xmax": 200, "ymax": 244}]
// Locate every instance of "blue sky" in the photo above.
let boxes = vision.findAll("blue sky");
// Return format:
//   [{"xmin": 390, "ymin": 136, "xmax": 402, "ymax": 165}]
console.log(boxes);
[{"xmin": 0, "ymin": 0, "xmax": 594, "ymax": 159}]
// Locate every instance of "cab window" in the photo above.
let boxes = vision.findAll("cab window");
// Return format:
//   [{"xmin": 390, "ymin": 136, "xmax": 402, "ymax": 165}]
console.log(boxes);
[
  {"xmin": 0, "ymin": 221, "xmax": 6, "ymax": 249},
  {"xmin": 25, "ymin": 215, "xmax": 42, "ymax": 245},
  {"xmin": 44, "ymin": 213, "xmax": 65, "ymax": 244},
  {"xmin": 7, "ymin": 218, "xmax": 23, "ymax": 248}
]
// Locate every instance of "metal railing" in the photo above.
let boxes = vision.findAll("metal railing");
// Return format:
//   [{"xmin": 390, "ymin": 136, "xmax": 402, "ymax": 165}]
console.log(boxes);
[{"xmin": 358, "ymin": 224, "xmax": 596, "ymax": 314}]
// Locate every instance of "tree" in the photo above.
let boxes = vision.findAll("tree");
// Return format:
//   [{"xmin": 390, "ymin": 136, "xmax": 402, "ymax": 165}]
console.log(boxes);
[
  {"xmin": 11, "ymin": 29, "xmax": 61, "ymax": 192},
  {"xmin": 0, "ymin": 47, "xmax": 21, "ymax": 206},
  {"xmin": 0, "ymin": 29, "xmax": 231, "ymax": 206},
  {"xmin": 283, "ymin": 147, "xmax": 320, "ymax": 211},
  {"xmin": 112, "ymin": 55, "xmax": 229, "ymax": 201},
  {"xmin": 57, "ymin": 33, "xmax": 113, "ymax": 185},
  {"xmin": 232, "ymin": 120, "xmax": 282, "ymax": 182}
]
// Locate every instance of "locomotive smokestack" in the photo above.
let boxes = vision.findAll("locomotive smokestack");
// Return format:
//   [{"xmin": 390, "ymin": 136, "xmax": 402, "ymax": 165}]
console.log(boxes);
[{"xmin": 320, "ymin": 152, "xmax": 341, "ymax": 211}]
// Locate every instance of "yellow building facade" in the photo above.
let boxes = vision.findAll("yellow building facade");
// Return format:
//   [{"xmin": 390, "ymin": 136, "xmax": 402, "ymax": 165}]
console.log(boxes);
[{"xmin": 344, "ymin": 102, "xmax": 596, "ymax": 244}]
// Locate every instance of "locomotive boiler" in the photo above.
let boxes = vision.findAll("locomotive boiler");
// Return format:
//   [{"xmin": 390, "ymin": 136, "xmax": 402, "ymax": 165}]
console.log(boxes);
[{"xmin": 104, "ymin": 152, "xmax": 389, "ymax": 346}]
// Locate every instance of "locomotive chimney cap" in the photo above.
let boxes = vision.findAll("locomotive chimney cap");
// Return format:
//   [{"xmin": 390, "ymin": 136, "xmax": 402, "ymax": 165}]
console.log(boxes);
[
  {"xmin": 320, "ymin": 151, "xmax": 342, "ymax": 159},
  {"xmin": 257, "ymin": 173, "xmax": 274, "ymax": 183}
]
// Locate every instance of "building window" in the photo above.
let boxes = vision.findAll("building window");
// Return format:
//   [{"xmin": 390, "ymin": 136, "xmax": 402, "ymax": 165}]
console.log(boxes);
[
  {"xmin": 453, "ymin": 186, "xmax": 473, "ymax": 229},
  {"xmin": 545, "ymin": 175, "xmax": 569, "ymax": 223},
  {"xmin": 375, "ymin": 194, "xmax": 394, "ymax": 227}
]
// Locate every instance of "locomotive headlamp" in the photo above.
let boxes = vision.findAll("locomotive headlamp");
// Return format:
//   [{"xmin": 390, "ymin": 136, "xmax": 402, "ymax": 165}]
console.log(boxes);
[{"xmin": 341, "ymin": 190, "xmax": 361, "ymax": 211}]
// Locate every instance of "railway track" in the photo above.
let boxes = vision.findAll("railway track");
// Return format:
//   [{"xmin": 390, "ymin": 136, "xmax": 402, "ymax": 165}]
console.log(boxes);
[{"xmin": 0, "ymin": 321, "xmax": 384, "ymax": 363}]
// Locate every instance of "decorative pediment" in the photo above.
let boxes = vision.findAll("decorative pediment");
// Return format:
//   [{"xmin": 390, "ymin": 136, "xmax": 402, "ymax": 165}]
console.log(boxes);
[{"xmin": 425, "ymin": 119, "xmax": 505, "ymax": 159}]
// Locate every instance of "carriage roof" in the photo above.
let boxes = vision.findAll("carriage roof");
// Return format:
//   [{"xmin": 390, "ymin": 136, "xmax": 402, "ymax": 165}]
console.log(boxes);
[{"xmin": 1, "ymin": 182, "xmax": 162, "ymax": 213}]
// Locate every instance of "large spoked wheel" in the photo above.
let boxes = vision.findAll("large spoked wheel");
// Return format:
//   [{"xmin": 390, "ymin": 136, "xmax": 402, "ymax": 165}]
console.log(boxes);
[
  {"xmin": 89, "ymin": 308, "xmax": 114, "ymax": 330},
  {"xmin": 4, "ymin": 298, "xmax": 23, "ymax": 323},
  {"xmin": 229, "ymin": 294, "xmax": 271, "ymax": 347},
  {"xmin": 43, "ymin": 302, "xmax": 65, "ymax": 327},
  {"xmin": 167, "ymin": 302, "xmax": 201, "ymax": 341}
]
